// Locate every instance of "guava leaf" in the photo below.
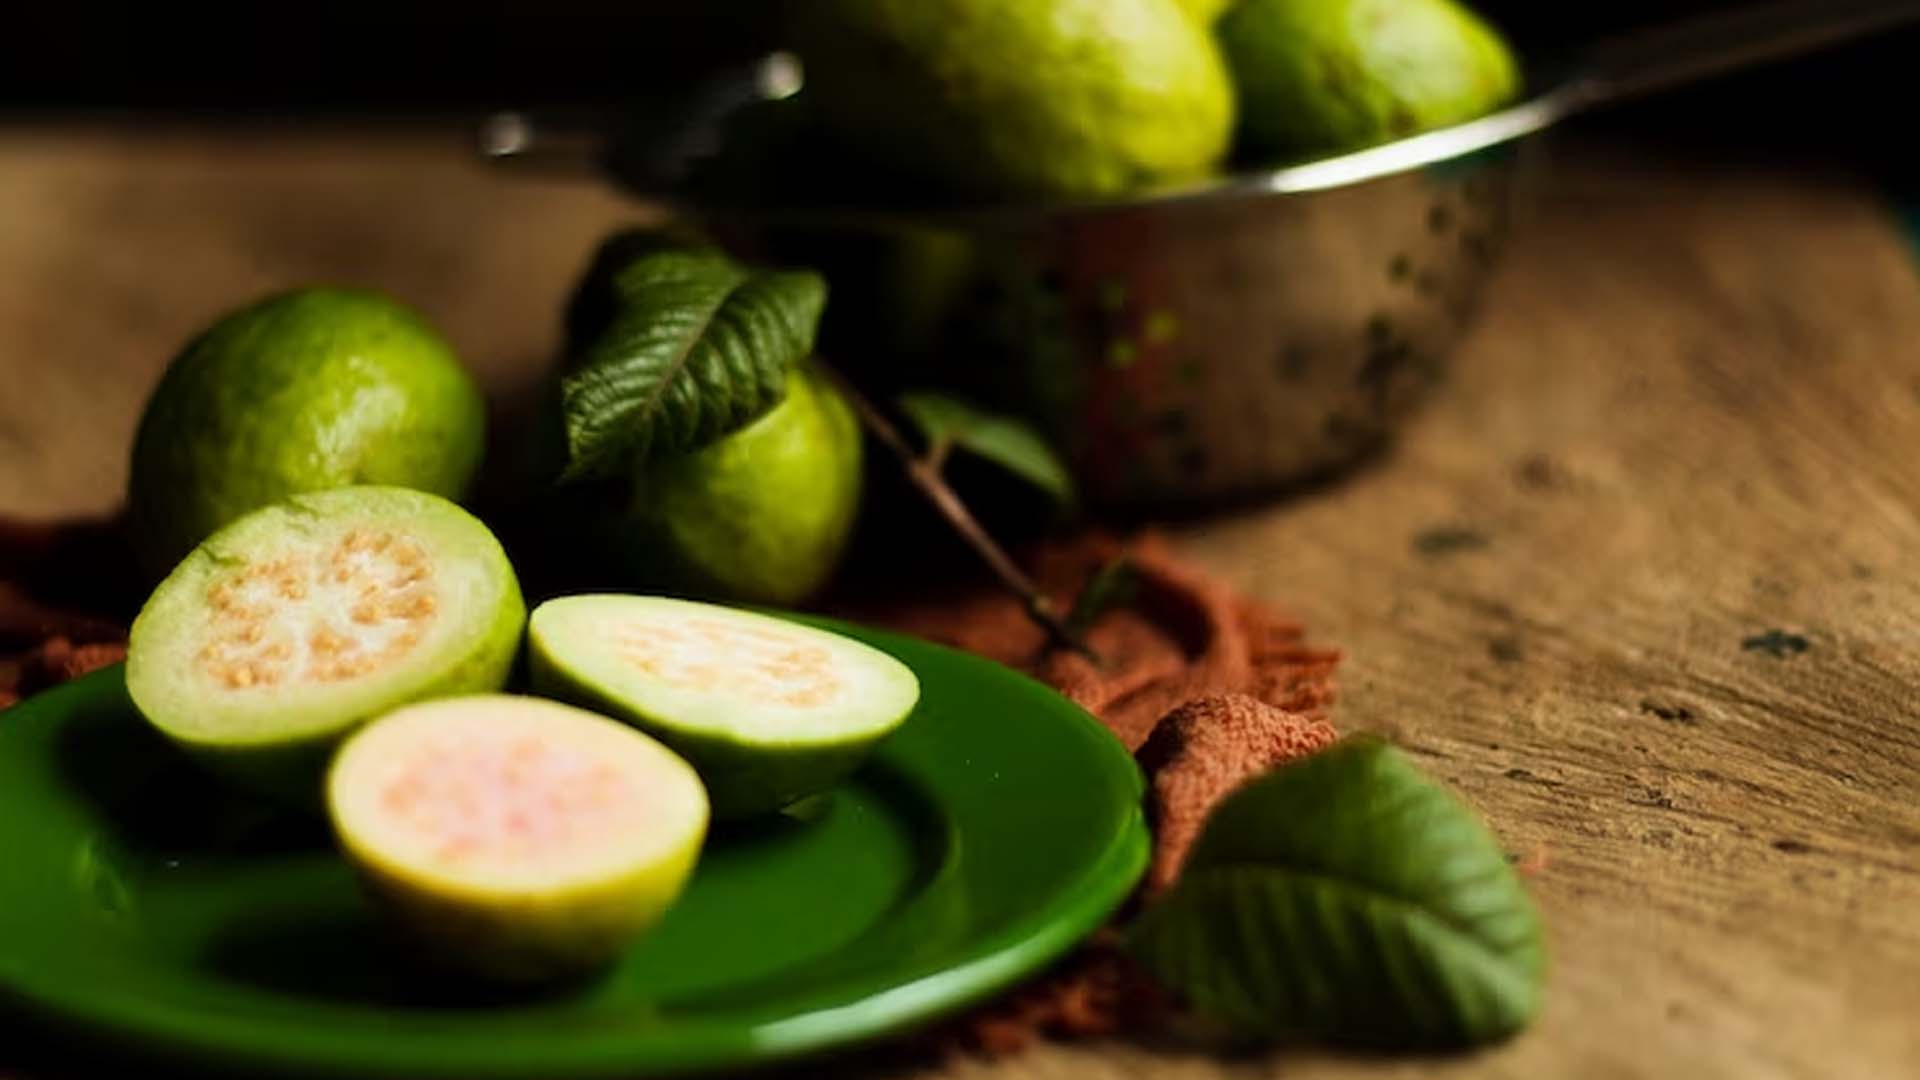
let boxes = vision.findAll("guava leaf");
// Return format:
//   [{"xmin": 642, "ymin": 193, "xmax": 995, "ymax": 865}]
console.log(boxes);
[
  {"xmin": 1065, "ymin": 556, "xmax": 1135, "ymax": 639},
  {"xmin": 561, "ymin": 226, "xmax": 715, "ymax": 354},
  {"xmin": 1127, "ymin": 736, "xmax": 1546, "ymax": 1049},
  {"xmin": 898, "ymin": 392, "xmax": 1074, "ymax": 507},
  {"xmin": 557, "ymin": 249, "xmax": 826, "ymax": 480}
]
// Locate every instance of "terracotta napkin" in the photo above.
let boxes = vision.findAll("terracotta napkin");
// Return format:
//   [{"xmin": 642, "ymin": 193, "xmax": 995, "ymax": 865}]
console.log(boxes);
[
  {"xmin": 0, "ymin": 517, "xmax": 134, "ymax": 710},
  {"xmin": 0, "ymin": 520, "xmax": 1340, "ymax": 1054},
  {"xmin": 832, "ymin": 530, "xmax": 1340, "ymax": 1051}
]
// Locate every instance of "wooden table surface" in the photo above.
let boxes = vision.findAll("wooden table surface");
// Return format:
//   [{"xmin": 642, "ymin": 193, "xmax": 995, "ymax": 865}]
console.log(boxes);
[{"xmin": 1, "ymin": 129, "xmax": 1916, "ymax": 1079}]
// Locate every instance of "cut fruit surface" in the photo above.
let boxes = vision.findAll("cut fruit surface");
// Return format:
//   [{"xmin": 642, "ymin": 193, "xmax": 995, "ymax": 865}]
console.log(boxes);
[
  {"xmin": 328, "ymin": 695, "xmax": 708, "ymax": 982},
  {"xmin": 126, "ymin": 486, "xmax": 524, "ymax": 800},
  {"xmin": 528, "ymin": 596, "xmax": 920, "ymax": 818}
]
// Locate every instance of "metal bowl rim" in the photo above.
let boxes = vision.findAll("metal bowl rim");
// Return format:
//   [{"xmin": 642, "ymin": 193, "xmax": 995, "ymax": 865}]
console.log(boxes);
[{"xmin": 648, "ymin": 85, "xmax": 1574, "ymax": 232}]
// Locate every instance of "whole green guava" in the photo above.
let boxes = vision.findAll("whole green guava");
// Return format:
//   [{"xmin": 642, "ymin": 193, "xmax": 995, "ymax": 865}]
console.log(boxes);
[
  {"xmin": 1218, "ymin": 0, "xmax": 1520, "ymax": 160},
  {"xmin": 789, "ymin": 0, "xmax": 1235, "ymax": 200},
  {"xmin": 583, "ymin": 362, "xmax": 862, "ymax": 607},
  {"xmin": 128, "ymin": 288, "xmax": 485, "ymax": 577}
]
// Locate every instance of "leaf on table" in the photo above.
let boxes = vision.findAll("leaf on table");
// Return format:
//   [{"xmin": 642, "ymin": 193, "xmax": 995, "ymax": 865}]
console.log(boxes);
[
  {"xmin": 557, "ymin": 248, "xmax": 826, "ymax": 481},
  {"xmin": 1126, "ymin": 735, "xmax": 1546, "ymax": 1049},
  {"xmin": 898, "ymin": 392, "xmax": 1075, "ymax": 508}
]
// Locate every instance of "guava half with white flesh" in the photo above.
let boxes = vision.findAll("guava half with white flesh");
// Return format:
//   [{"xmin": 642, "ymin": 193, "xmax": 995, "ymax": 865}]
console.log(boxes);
[
  {"xmin": 327, "ymin": 694, "xmax": 708, "ymax": 983},
  {"xmin": 125, "ymin": 486, "xmax": 525, "ymax": 803},
  {"xmin": 527, "ymin": 595, "xmax": 920, "ymax": 819}
]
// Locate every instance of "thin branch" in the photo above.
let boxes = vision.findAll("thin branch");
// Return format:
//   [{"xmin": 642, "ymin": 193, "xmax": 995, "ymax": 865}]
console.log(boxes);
[
  {"xmin": 820, "ymin": 364, "xmax": 1096, "ymax": 660},
  {"xmin": 925, "ymin": 437, "xmax": 954, "ymax": 474}
]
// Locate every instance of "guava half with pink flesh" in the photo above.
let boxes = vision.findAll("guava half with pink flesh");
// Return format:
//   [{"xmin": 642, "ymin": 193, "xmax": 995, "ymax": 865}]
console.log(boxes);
[
  {"xmin": 327, "ymin": 694, "xmax": 709, "ymax": 982},
  {"xmin": 125, "ymin": 486, "xmax": 525, "ymax": 803},
  {"xmin": 527, "ymin": 595, "xmax": 920, "ymax": 819}
]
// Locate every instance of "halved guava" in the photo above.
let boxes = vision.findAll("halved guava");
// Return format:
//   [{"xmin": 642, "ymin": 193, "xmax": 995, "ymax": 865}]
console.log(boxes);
[
  {"xmin": 126, "ymin": 486, "xmax": 525, "ymax": 802},
  {"xmin": 327, "ymin": 694, "xmax": 708, "ymax": 982},
  {"xmin": 527, "ymin": 595, "xmax": 920, "ymax": 819}
]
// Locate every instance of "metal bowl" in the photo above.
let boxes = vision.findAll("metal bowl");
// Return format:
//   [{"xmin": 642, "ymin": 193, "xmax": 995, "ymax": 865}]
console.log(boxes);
[
  {"xmin": 614, "ymin": 93, "xmax": 1551, "ymax": 509},
  {"xmin": 707, "ymin": 143, "xmax": 1528, "ymax": 509},
  {"xmin": 482, "ymin": 0, "xmax": 1913, "ymax": 509}
]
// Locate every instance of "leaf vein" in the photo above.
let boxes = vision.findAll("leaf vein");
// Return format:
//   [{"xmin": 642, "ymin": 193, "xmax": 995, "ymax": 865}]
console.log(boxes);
[{"xmin": 1182, "ymin": 860, "xmax": 1533, "ymax": 971}]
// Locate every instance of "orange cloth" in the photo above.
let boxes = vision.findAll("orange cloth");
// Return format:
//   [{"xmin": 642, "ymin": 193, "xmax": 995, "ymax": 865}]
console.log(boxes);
[{"xmin": 835, "ymin": 531, "xmax": 1340, "ymax": 1050}]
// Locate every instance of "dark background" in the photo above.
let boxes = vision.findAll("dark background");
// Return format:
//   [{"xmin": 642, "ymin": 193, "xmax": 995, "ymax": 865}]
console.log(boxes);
[{"xmin": 0, "ymin": 2, "xmax": 1914, "ymax": 173}]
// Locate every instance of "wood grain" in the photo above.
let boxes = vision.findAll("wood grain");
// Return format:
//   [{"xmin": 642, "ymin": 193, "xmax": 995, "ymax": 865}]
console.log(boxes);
[
  {"xmin": 1162, "ymin": 152, "xmax": 1920, "ymax": 1080},
  {"xmin": 1, "ymin": 131, "xmax": 1915, "ymax": 1078}
]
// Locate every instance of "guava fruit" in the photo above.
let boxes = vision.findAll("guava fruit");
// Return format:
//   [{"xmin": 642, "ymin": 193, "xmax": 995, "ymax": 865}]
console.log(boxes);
[
  {"xmin": 328, "ymin": 694, "xmax": 708, "ymax": 983},
  {"xmin": 788, "ymin": 0, "xmax": 1235, "ymax": 200},
  {"xmin": 128, "ymin": 287, "xmax": 486, "ymax": 578},
  {"xmin": 1176, "ymin": 0, "xmax": 1237, "ymax": 22},
  {"xmin": 527, "ymin": 595, "xmax": 919, "ymax": 819},
  {"xmin": 1217, "ymin": 0, "xmax": 1521, "ymax": 160},
  {"xmin": 125, "ymin": 486, "xmax": 524, "ymax": 803},
  {"xmin": 579, "ymin": 362, "xmax": 864, "ymax": 607}
]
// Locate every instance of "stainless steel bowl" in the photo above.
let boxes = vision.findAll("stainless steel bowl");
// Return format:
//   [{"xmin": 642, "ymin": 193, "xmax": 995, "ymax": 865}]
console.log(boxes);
[
  {"xmin": 484, "ymin": 0, "xmax": 1916, "ymax": 509},
  {"xmin": 707, "ymin": 147, "xmax": 1526, "ymax": 508}
]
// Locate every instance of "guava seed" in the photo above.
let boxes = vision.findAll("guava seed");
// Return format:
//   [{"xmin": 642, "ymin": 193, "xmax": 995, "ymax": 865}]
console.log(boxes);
[{"xmin": 195, "ymin": 527, "xmax": 439, "ymax": 690}]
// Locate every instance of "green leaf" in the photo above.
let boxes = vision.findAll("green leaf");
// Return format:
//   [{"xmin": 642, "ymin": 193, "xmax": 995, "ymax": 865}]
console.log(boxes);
[
  {"xmin": 561, "ymin": 225, "xmax": 716, "ymax": 354},
  {"xmin": 1127, "ymin": 736, "xmax": 1546, "ymax": 1049},
  {"xmin": 1065, "ymin": 555, "xmax": 1136, "ymax": 639},
  {"xmin": 557, "ymin": 249, "xmax": 826, "ymax": 480},
  {"xmin": 898, "ymin": 392, "xmax": 1074, "ymax": 507}
]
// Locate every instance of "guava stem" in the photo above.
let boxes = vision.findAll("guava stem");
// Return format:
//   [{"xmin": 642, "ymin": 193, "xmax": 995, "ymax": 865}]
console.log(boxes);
[{"xmin": 819, "ymin": 363, "xmax": 1097, "ymax": 661}]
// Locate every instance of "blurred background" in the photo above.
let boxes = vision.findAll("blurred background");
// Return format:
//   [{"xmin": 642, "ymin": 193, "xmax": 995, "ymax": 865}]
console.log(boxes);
[
  {"xmin": 2, "ymin": 0, "xmax": 1919, "ymax": 521},
  {"xmin": 0, "ymin": 0, "xmax": 1913, "ymax": 168}
]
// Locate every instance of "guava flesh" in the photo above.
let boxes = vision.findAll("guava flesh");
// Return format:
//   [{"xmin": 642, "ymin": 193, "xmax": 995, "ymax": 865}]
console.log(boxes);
[
  {"xmin": 126, "ymin": 486, "xmax": 524, "ymax": 804},
  {"xmin": 527, "ymin": 595, "xmax": 920, "ymax": 819},
  {"xmin": 328, "ymin": 695, "xmax": 709, "ymax": 983}
]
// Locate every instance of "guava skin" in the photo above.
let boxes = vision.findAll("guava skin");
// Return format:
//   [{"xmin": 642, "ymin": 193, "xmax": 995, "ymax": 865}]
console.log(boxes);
[
  {"xmin": 1219, "ymin": 0, "xmax": 1521, "ymax": 160},
  {"xmin": 350, "ymin": 838, "xmax": 702, "ymax": 984},
  {"xmin": 128, "ymin": 287, "xmax": 486, "ymax": 579},
  {"xmin": 124, "ymin": 487, "xmax": 525, "ymax": 808},
  {"xmin": 1175, "ymin": 0, "xmax": 1237, "ymax": 22},
  {"xmin": 583, "ymin": 362, "xmax": 863, "ymax": 608},
  {"xmin": 789, "ymin": 0, "xmax": 1235, "ymax": 200}
]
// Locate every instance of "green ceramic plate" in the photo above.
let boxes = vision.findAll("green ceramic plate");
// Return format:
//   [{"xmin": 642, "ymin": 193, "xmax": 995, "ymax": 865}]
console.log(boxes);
[{"xmin": 0, "ymin": 620, "xmax": 1148, "ymax": 1078}]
